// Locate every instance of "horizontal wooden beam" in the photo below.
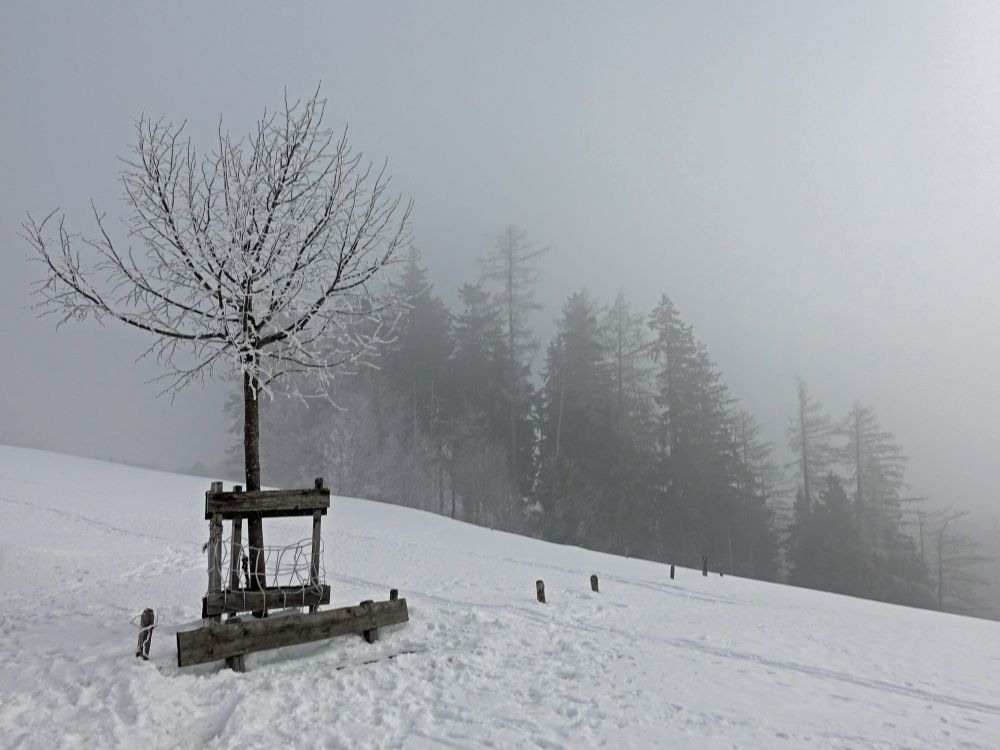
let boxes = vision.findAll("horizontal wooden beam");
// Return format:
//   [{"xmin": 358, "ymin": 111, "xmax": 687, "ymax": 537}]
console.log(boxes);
[
  {"xmin": 204, "ymin": 488, "xmax": 330, "ymax": 519},
  {"xmin": 202, "ymin": 585, "xmax": 331, "ymax": 616},
  {"xmin": 177, "ymin": 599, "xmax": 409, "ymax": 668}
]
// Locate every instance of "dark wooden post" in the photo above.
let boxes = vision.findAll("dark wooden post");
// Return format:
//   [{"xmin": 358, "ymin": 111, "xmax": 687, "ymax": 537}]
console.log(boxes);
[
  {"xmin": 590, "ymin": 574, "xmax": 599, "ymax": 593},
  {"xmin": 309, "ymin": 510, "xmax": 323, "ymax": 613},
  {"xmin": 229, "ymin": 485, "xmax": 243, "ymax": 596},
  {"xmin": 389, "ymin": 589, "xmax": 399, "ymax": 601},
  {"xmin": 224, "ymin": 618, "xmax": 246, "ymax": 673},
  {"xmin": 135, "ymin": 608, "xmax": 154, "ymax": 659},
  {"xmin": 308, "ymin": 478, "xmax": 325, "ymax": 612},
  {"xmin": 207, "ymin": 485, "xmax": 224, "ymax": 624},
  {"xmin": 536, "ymin": 580, "xmax": 546, "ymax": 603},
  {"xmin": 670, "ymin": 564, "xmax": 675, "ymax": 580},
  {"xmin": 702, "ymin": 556, "xmax": 708, "ymax": 577},
  {"xmin": 361, "ymin": 600, "xmax": 379, "ymax": 643}
]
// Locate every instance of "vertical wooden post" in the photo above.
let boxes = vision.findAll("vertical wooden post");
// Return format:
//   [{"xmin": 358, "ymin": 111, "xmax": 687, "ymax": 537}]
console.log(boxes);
[
  {"xmin": 224, "ymin": 618, "xmax": 246, "ymax": 673},
  {"xmin": 208, "ymin": 479, "xmax": 224, "ymax": 619},
  {"xmin": 536, "ymin": 580, "xmax": 546, "ymax": 603},
  {"xmin": 590, "ymin": 574, "xmax": 599, "ymax": 593},
  {"xmin": 230, "ymin": 516, "xmax": 243, "ymax": 590},
  {"xmin": 389, "ymin": 589, "xmax": 399, "ymax": 601},
  {"xmin": 135, "ymin": 608, "xmax": 154, "ymax": 660},
  {"xmin": 670, "ymin": 564, "xmax": 675, "ymax": 580},
  {"xmin": 229, "ymin": 486, "xmax": 243, "ymax": 597},
  {"xmin": 224, "ymin": 489, "xmax": 245, "ymax": 674},
  {"xmin": 360, "ymin": 600, "xmax": 379, "ymax": 643},
  {"xmin": 225, "ymin": 651, "xmax": 246, "ymax": 673},
  {"xmin": 309, "ymin": 510, "xmax": 323, "ymax": 613},
  {"xmin": 208, "ymin": 509, "xmax": 223, "ymax": 623},
  {"xmin": 308, "ymin": 478, "xmax": 325, "ymax": 614},
  {"xmin": 702, "ymin": 556, "xmax": 708, "ymax": 577}
]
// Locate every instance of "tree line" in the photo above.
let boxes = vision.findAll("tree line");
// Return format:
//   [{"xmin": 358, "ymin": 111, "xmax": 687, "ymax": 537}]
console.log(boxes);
[
  {"xmin": 24, "ymin": 87, "xmax": 985, "ymax": 619},
  {"xmin": 228, "ymin": 225, "xmax": 989, "ymax": 616}
]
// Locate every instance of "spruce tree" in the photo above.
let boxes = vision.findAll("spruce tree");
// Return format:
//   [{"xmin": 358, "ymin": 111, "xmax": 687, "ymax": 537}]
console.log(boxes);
[
  {"xmin": 450, "ymin": 283, "xmax": 518, "ymax": 526},
  {"xmin": 787, "ymin": 379, "xmax": 837, "ymax": 511},
  {"xmin": 600, "ymin": 292, "xmax": 657, "ymax": 555},
  {"xmin": 647, "ymin": 295, "xmax": 767, "ymax": 569},
  {"xmin": 538, "ymin": 291, "xmax": 614, "ymax": 547},
  {"xmin": 479, "ymin": 225, "xmax": 547, "ymax": 494},
  {"xmin": 381, "ymin": 253, "xmax": 455, "ymax": 512},
  {"xmin": 841, "ymin": 403, "xmax": 907, "ymax": 549}
]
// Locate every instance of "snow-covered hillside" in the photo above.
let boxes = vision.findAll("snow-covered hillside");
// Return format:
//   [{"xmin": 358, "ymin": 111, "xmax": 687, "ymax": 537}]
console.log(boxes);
[{"xmin": 1, "ymin": 445, "xmax": 999, "ymax": 749}]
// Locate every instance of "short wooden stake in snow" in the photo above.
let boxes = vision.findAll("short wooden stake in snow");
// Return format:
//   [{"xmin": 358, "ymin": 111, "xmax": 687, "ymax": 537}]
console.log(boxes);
[
  {"xmin": 135, "ymin": 608, "xmax": 154, "ymax": 660},
  {"xmin": 224, "ymin": 618, "xmax": 246, "ymax": 673},
  {"xmin": 670, "ymin": 564, "xmax": 675, "ymax": 580},
  {"xmin": 702, "ymin": 556, "xmax": 708, "ymax": 577},
  {"xmin": 360, "ymin": 600, "xmax": 379, "ymax": 643},
  {"xmin": 389, "ymin": 588, "xmax": 399, "ymax": 602},
  {"xmin": 536, "ymin": 580, "xmax": 546, "ymax": 603},
  {"xmin": 590, "ymin": 574, "xmax": 599, "ymax": 593}
]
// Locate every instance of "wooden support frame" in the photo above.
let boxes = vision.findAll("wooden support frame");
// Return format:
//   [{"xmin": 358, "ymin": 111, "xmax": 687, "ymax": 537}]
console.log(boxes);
[
  {"xmin": 176, "ymin": 479, "xmax": 409, "ymax": 673},
  {"xmin": 177, "ymin": 598, "xmax": 409, "ymax": 667}
]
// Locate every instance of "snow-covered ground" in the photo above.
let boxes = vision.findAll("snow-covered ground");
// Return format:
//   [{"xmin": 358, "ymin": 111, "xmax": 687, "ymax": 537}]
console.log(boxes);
[{"xmin": 1, "ymin": 445, "xmax": 999, "ymax": 749}]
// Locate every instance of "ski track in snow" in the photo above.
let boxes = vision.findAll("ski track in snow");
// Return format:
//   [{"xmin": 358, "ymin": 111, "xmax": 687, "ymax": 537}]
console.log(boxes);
[{"xmin": 1, "ymin": 445, "xmax": 999, "ymax": 749}]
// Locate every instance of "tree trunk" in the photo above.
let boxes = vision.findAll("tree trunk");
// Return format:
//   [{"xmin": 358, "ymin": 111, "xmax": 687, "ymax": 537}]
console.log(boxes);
[
  {"xmin": 854, "ymin": 409, "xmax": 863, "ymax": 506},
  {"xmin": 799, "ymin": 385, "xmax": 810, "ymax": 510},
  {"xmin": 507, "ymin": 247, "xmax": 518, "ymax": 489},
  {"xmin": 937, "ymin": 527, "xmax": 944, "ymax": 610},
  {"xmin": 244, "ymin": 368, "xmax": 266, "ymax": 616},
  {"xmin": 554, "ymin": 382, "xmax": 565, "ymax": 460}
]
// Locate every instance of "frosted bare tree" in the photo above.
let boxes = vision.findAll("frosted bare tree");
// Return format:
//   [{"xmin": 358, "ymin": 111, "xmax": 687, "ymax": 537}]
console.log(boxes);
[{"xmin": 22, "ymin": 90, "xmax": 412, "ymax": 602}]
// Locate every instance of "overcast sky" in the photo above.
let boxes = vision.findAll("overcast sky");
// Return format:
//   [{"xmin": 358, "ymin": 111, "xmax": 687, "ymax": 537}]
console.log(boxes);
[{"xmin": 3, "ymin": 1, "xmax": 1000, "ymax": 515}]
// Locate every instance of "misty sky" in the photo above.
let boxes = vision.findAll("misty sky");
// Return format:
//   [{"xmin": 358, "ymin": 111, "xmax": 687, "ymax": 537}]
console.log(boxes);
[{"xmin": 3, "ymin": 2, "xmax": 1000, "ymax": 515}]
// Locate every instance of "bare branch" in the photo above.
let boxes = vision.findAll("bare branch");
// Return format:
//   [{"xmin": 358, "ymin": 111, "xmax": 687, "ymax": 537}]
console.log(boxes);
[{"xmin": 24, "ymin": 88, "xmax": 411, "ymax": 397}]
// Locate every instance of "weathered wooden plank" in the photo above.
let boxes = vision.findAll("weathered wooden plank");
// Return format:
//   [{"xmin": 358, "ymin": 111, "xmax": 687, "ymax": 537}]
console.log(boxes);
[
  {"xmin": 202, "ymin": 585, "xmax": 331, "ymax": 616},
  {"xmin": 176, "ymin": 598, "xmax": 409, "ymax": 667},
  {"xmin": 204, "ymin": 488, "xmax": 330, "ymax": 519}
]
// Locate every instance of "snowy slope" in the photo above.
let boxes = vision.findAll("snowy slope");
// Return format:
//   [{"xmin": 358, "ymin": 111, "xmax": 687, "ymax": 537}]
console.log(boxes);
[{"xmin": 1, "ymin": 445, "xmax": 999, "ymax": 749}]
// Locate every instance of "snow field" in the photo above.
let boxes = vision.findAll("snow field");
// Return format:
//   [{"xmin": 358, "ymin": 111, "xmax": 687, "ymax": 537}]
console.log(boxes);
[{"xmin": 1, "ymin": 445, "xmax": 999, "ymax": 749}]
